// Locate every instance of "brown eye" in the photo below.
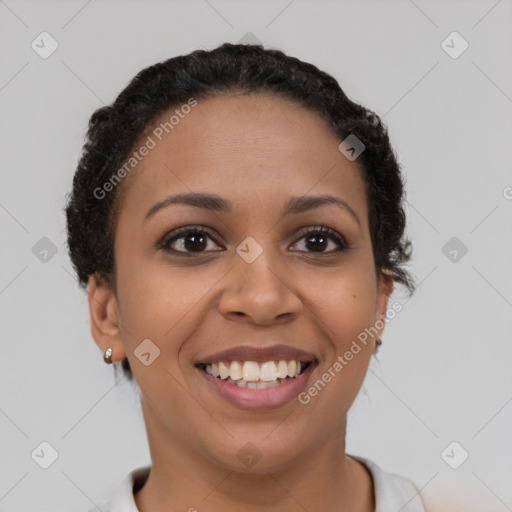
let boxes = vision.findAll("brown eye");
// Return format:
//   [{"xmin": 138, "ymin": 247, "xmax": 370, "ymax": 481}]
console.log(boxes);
[
  {"xmin": 290, "ymin": 227, "xmax": 348, "ymax": 254},
  {"xmin": 160, "ymin": 227, "xmax": 223, "ymax": 254}
]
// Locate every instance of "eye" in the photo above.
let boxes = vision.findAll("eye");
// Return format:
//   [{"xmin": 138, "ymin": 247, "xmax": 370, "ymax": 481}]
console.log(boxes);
[
  {"xmin": 159, "ymin": 226, "xmax": 223, "ymax": 254},
  {"xmin": 158, "ymin": 225, "xmax": 349, "ymax": 256},
  {"xmin": 290, "ymin": 226, "xmax": 348, "ymax": 254}
]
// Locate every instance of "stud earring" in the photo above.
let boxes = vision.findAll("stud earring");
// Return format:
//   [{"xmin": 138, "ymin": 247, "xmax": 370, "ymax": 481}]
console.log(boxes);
[
  {"xmin": 103, "ymin": 347, "xmax": 113, "ymax": 364},
  {"xmin": 375, "ymin": 338, "xmax": 382, "ymax": 347}
]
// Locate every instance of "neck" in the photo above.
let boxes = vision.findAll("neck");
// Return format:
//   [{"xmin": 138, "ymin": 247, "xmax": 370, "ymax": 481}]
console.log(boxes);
[{"xmin": 134, "ymin": 398, "xmax": 374, "ymax": 512}]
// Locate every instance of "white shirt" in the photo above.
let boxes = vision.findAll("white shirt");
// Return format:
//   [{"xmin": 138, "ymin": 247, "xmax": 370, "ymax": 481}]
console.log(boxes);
[{"xmin": 87, "ymin": 456, "xmax": 426, "ymax": 512}]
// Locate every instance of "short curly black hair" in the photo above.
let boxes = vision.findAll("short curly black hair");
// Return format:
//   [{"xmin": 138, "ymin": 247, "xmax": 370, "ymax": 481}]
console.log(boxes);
[{"xmin": 65, "ymin": 42, "xmax": 414, "ymax": 381}]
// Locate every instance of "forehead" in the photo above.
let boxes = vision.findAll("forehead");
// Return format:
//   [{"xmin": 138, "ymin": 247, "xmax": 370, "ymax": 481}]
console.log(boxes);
[{"xmin": 118, "ymin": 93, "xmax": 367, "ymax": 221}]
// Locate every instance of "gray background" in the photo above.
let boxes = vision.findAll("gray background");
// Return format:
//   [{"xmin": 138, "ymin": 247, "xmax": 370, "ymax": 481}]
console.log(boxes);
[{"xmin": 1, "ymin": 0, "xmax": 511, "ymax": 511}]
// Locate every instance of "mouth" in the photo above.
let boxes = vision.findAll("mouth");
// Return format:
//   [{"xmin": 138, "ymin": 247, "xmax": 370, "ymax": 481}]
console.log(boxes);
[
  {"xmin": 194, "ymin": 345, "xmax": 319, "ymax": 410},
  {"xmin": 196, "ymin": 359, "xmax": 313, "ymax": 388}
]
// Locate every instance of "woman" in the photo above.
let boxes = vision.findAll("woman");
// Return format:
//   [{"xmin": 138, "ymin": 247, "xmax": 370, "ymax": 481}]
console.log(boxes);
[{"xmin": 66, "ymin": 42, "xmax": 423, "ymax": 512}]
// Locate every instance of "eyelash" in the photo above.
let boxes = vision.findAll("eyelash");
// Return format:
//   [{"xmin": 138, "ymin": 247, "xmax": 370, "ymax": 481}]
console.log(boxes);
[{"xmin": 158, "ymin": 225, "xmax": 349, "ymax": 256}]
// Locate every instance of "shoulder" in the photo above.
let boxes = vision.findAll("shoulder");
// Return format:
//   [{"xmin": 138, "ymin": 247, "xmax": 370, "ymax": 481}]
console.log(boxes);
[
  {"xmin": 350, "ymin": 455, "xmax": 427, "ymax": 512},
  {"xmin": 84, "ymin": 465, "xmax": 151, "ymax": 512}
]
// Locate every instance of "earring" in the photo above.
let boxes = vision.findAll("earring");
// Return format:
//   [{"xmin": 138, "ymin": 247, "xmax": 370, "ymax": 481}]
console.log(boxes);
[
  {"xmin": 375, "ymin": 338, "xmax": 382, "ymax": 347},
  {"xmin": 103, "ymin": 347, "xmax": 113, "ymax": 364}
]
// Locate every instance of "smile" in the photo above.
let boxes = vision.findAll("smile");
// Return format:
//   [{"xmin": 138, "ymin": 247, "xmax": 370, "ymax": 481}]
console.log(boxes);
[
  {"xmin": 200, "ymin": 359, "xmax": 309, "ymax": 389},
  {"xmin": 195, "ymin": 344, "xmax": 318, "ymax": 411}
]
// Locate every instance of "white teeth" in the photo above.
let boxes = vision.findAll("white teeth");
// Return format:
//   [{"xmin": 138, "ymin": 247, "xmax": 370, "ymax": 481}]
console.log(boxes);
[
  {"xmin": 260, "ymin": 361, "xmax": 278, "ymax": 381},
  {"xmin": 203, "ymin": 359, "xmax": 305, "ymax": 383},
  {"xmin": 277, "ymin": 360, "xmax": 288, "ymax": 378},
  {"xmin": 243, "ymin": 361, "xmax": 260, "ymax": 381},
  {"xmin": 229, "ymin": 361, "xmax": 243, "ymax": 380},
  {"xmin": 224, "ymin": 377, "xmax": 284, "ymax": 389},
  {"xmin": 287, "ymin": 360, "xmax": 297, "ymax": 377},
  {"xmin": 219, "ymin": 361, "xmax": 230, "ymax": 380}
]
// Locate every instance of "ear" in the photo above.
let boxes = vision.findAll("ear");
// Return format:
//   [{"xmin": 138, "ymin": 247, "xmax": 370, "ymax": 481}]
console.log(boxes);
[
  {"xmin": 87, "ymin": 273, "xmax": 126, "ymax": 363},
  {"xmin": 373, "ymin": 270, "xmax": 394, "ymax": 344}
]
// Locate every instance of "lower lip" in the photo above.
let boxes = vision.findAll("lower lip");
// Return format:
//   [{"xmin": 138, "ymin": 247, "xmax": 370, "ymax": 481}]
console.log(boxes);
[{"xmin": 197, "ymin": 363, "xmax": 316, "ymax": 411}]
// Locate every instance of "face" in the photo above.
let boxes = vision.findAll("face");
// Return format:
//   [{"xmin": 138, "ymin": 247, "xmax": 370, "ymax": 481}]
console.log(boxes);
[{"xmin": 89, "ymin": 92, "xmax": 392, "ymax": 473}]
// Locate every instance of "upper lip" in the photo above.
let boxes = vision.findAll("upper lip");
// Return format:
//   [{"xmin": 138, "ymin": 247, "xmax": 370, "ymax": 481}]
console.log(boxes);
[{"xmin": 196, "ymin": 344, "xmax": 318, "ymax": 364}]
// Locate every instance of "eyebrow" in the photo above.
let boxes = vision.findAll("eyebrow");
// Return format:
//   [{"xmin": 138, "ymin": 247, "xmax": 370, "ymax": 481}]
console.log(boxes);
[{"xmin": 144, "ymin": 192, "xmax": 361, "ymax": 227}]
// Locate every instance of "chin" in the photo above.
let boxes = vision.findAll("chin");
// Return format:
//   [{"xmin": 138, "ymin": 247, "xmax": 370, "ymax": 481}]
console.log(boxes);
[{"xmin": 204, "ymin": 431, "xmax": 312, "ymax": 475}]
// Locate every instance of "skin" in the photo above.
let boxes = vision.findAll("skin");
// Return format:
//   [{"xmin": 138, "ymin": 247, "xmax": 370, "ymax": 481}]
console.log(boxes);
[{"xmin": 88, "ymin": 92, "xmax": 393, "ymax": 512}]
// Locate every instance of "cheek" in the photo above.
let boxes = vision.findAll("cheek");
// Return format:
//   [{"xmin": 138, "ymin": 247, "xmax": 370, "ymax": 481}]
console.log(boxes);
[
  {"xmin": 115, "ymin": 263, "xmax": 220, "ymax": 358},
  {"xmin": 301, "ymin": 300, "xmax": 376, "ymax": 419},
  {"xmin": 312, "ymin": 265, "xmax": 378, "ymax": 345},
  {"xmin": 306, "ymin": 264, "xmax": 378, "ymax": 407},
  {"xmin": 329, "ymin": 289, "xmax": 376, "ymax": 352},
  {"xmin": 114, "ymin": 269, "xmax": 198, "ymax": 401}
]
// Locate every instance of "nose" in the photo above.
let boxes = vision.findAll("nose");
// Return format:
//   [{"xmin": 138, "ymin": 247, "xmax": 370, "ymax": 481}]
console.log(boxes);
[{"xmin": 218, "ymin": 252, "xmax": 302, "ymax": 326}]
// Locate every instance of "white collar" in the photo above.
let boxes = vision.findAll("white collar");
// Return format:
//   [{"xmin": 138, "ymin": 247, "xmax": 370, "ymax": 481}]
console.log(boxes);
[{"xmin": 350, "ymin": 455, "xmax": 426, "ymax": 511}]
